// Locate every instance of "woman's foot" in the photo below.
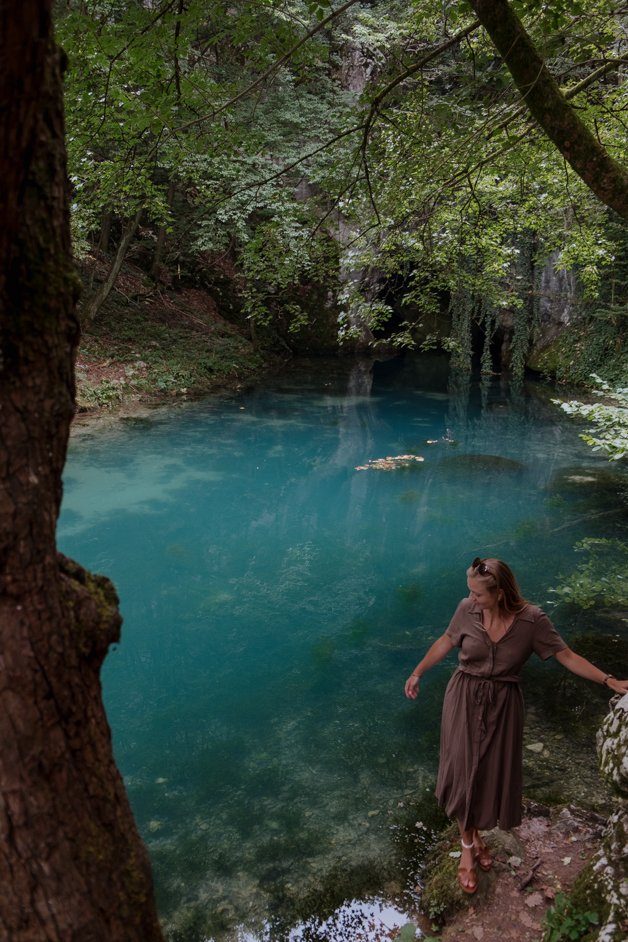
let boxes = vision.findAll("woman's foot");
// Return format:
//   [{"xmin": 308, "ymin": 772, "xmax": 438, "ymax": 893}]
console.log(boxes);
[
  {"xmin": 457, "ymin": 863, "xmax": 478, "ymax": 894},
  {"xmin": 458, "ymin": 840, "xmax": 478, "ymax": 894},
  {"xmin": 472, "ymin": 832, "xmax": 493, "ymax": 872}
]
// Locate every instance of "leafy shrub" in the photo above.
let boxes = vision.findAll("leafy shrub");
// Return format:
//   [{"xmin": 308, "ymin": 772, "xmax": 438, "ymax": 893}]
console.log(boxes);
[
  {"xmin": 554, "ymin": 376, "xmax": 628, "ymax": 461},
  {"xmin": 549, "ymin": 538, "xmax": 628, "ymax": 610},
  {"xmin": 541, "ymin": 892, "xmax": 599, "ymax": 942}
]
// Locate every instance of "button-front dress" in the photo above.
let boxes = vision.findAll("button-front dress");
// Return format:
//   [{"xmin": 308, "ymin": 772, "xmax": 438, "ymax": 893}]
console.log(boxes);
[{"xmin": 435, "ymin": 596, "xmax": 567, "ymax": 831}]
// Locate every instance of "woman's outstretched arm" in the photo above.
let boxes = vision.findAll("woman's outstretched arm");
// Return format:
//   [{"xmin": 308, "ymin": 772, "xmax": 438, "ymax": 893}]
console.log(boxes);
[
  {"xmin": 555, "ymin": 647, "xmax": 628, "ymax": 695},
  {"xmin": 404, "ymin": 634, "xmax": 455, "ymax": 699}
]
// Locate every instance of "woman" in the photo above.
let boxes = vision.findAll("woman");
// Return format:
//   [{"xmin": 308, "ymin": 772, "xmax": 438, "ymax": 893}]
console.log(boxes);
[{"xmin": 404, "ymin": 557, "xmax": 628, "ymax": 895}]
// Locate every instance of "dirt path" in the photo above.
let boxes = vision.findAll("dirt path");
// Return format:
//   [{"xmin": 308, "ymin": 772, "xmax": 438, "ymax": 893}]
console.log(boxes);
[{"xmin": 428, "ymin": 805, "xmax": 606, "ymax": 942}]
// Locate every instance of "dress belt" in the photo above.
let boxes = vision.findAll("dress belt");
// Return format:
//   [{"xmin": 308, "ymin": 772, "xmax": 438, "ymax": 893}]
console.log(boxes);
[
  {"xmin": 456, "ymin": 669, "xmax": 521, "ymax": 735},
  {"xmin": 458, "ymin": 668, "xmax": 520, "ymax": 686}
]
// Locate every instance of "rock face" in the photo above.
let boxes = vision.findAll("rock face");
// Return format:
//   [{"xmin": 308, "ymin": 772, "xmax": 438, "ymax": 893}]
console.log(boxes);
[
  {"xmin": 597, "ymin": 694, "xmax": 628, "ymax": 796},
  {"xmin": 537, "ymin": 250, "xmax": 579, "ymax": 333},
  {"xmin": 527, "ymin": 249, "xmax": 580, "ymax": 372},
  {"xmin": 592, "ymin": 693, "xmax": 628, "ymax": 942}
]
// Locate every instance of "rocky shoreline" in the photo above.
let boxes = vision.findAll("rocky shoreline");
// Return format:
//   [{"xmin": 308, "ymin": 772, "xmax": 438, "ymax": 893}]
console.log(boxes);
[{"xmin": 417, "ymin": 695, "xmax": 628, "ymax": 942}]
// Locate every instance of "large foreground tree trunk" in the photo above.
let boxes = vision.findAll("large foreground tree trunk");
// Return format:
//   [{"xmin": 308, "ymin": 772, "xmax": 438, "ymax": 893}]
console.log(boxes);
[
  {"xmin": 469, "ymin": 0, "xmax": 628, "ymax": 220},
  {"xmin": 0, "ymin": 4, "xmax": 164, "ymax": 940}
]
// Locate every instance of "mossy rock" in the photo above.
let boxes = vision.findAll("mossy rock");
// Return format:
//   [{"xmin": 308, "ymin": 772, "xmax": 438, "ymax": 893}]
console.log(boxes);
[
  {"xmin": 527, "ymin": 332, "xmax": 571, "ymax": 376},
  {"xmin": 567, "ymin": 860, "xmax": 612, "ymax": 932},
  {"xmin": 597, "ymin": 694, "xmax": 628, "ymax": 798},
  {"xmin": 420, "ymin": 849, "xmax": 464, "ymax": 924},
  {"xmin": 419, "ymin": 828, "xmax": 494, "ymax": 925},
  {"xmin": 527, "ymin": 320, "xmax": 628, "ymax": 386}
]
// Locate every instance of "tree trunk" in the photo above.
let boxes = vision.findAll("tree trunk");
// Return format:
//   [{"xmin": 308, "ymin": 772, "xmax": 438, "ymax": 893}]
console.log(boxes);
[
  {"xmin": 85, "ymin": 208, "xmax": 143, "ymax": 320},
  {"xmin": 87, "ymin": 211, "xmax": 113, "ymax": 291},
  {"xmin": 97, "ymin": 210, "xmax": 113, "ymax": 253},
  {"xmin": 469, "ymin": 0, "xmax": 628, "ymax": 220},
  {"xmin": 0, "ymin": 4, "xmax": 164, "ymax": 940},
  {"xmin": 150, "ymin": 181, "xmax": 176, "ymax": 280}
]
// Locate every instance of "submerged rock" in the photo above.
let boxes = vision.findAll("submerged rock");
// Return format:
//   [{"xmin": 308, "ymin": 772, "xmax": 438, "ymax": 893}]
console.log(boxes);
[
  {"xmin": 355, "ymin": 454, "xmax": 425, "ymax": 471},
  {"xmin": 439, "ymin": 454, "xmax": 525, "ymax": 475},
  {"xmin": 547, "ymin": 465, "xmax": 628, "ymax": 500},
  {"xmin": 526, "ymin": 741, "xmax": 545, "ymax": 754}
]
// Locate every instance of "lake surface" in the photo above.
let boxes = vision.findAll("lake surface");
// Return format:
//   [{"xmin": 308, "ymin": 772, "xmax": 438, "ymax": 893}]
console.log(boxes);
[{"xmin": 58, "ymin": 357, "xmax": 627, "ymax": 941}]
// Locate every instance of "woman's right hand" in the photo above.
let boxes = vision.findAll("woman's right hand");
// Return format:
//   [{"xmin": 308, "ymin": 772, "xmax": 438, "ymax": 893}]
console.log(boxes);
[
  {"xmin": 403, "ymin": 634, "xmax": 453, "ymax": 701},
  {"xmin": 404, "ymin": 674, "xmax": 420, "ymax": 699}
]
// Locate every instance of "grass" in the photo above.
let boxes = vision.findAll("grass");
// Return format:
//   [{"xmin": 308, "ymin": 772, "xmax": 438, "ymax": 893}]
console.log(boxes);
[{"xmin": 76, "ymin": 287, "xmax": 268, "ymax": 410}]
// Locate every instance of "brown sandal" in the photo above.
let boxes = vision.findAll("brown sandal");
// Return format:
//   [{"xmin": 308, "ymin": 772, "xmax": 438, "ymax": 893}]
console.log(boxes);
[
  {"xmin": 457, "ymin": 864, "xmax": 478, "ymax": 894},
  {"xmin": 473, "ymin": 838, "xmax": 493, "ymax": 872}
]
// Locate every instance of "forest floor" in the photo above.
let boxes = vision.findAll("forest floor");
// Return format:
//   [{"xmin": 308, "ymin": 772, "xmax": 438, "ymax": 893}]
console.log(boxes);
[{"xmin": 74, "ymin": 255, "xmax": 278, "ymax": 416}]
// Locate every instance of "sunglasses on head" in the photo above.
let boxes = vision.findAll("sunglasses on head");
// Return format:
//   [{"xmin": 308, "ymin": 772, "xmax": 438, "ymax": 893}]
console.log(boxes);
[{"xmin": 472, "ymin": 557, "xmax": 493, "ymax": 576}]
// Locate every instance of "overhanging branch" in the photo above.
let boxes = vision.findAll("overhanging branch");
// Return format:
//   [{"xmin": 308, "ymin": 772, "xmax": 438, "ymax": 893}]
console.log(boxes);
[
  {"xmin": 468, "ymin": 0, "xmax": 628, "ymax": 218},
  {"xmin": 164, "ymin": 0, "xmax": 363, "ymax": 139}
]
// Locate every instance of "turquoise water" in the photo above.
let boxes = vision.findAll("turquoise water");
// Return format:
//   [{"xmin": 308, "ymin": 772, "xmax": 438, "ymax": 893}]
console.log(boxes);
[{"xmin": 58, "ymin": 358, "xmax": 627, "ymax": 941}]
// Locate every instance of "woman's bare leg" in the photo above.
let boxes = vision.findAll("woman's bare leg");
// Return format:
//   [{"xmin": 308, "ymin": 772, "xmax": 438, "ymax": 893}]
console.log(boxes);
[{"xmin": 472, "ymin": 827, "xmax": 492, "ymax": 870}]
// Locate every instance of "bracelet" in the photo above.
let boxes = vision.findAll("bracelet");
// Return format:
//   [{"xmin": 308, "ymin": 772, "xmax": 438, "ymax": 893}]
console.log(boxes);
[
  {"xmin": 602, "ymin": 674, "xmax": 615, "ymax": 687},
  {"xmin": 411, "ymin": 674, "xmax": 421, "ymax": 680}
]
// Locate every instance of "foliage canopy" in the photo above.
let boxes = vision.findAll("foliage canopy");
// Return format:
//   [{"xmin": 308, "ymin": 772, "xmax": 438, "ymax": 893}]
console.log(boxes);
[{"xmin": 58, "ymin": 0, "xmax": 628, "ymax": 371}]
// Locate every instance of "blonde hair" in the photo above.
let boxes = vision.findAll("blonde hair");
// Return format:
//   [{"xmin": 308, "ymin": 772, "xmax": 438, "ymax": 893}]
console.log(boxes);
[{"xmin": 467, "ymin": 557, "xmax": 527, "ymax": 614}]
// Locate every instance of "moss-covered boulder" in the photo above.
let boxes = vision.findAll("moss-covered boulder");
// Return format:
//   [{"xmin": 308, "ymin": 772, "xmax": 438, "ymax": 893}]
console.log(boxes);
[
  {"xmin": 587, "ymin": 694, "xmax": 628, "ymax": 942},
  {"xmin": 597, "ymin": 694, "xmax": 628, "ymax": 797}
]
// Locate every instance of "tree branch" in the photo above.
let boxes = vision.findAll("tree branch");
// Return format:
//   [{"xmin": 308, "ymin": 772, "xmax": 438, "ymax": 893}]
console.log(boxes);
[
  {"xmin": 356, "ymin": 19, "xmax": 482, "ymax": 229},
  {"xmin": 94, "ymin": 0, "xmax": 179, "ymax": 142},
  {"xmin": 360, "ymin": 19, "xmax": 481, "ymax": 155},
  {"xmin": 468, "ymin": 0, "xmax": 628, "ymax": 218},
  {"xmin": 164, "ymin": 0, "xmax": 363, "ymax": 139}
]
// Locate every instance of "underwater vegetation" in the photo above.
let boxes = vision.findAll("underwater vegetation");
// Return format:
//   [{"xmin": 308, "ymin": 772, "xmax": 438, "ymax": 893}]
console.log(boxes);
[
  {"xmin": 396, "ymin": 583, "xmax": 423, "ymax": 606},
  {"xmin": 437, "ymin": 454, "xmax": 525, "ymax": 476},
  {"xmin": 310, "ymin": 636, "xmax": 337, "ymax": 668},
  {"xmin": 511, "ymin": 519, "xmax": 543, "ymax": 540},
  {"xmin": 399, "ymin": 490, "xmax": 420, "ymax": 504}
]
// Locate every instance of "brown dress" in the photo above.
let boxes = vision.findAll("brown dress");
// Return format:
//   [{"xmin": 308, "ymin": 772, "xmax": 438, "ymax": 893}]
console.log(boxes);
[{"xmin": 435, "ymin": 597, "xmax": 567, "ymax": 831}]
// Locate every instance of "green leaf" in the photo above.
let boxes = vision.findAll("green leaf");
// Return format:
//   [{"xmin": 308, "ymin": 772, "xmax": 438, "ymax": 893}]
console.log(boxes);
[{"xmin": 398, "ymin": 923, "xmax": 418, "ymax": 942}]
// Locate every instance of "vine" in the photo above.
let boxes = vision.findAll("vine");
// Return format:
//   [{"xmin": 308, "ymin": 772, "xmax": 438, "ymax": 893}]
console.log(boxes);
[
  {"xmin": 479, "ymin": 301, "xmax": 496, "ymax": 375},
  {"xmin": 448, "ymin": 288, "xmax": 473, "ymax": 372}
]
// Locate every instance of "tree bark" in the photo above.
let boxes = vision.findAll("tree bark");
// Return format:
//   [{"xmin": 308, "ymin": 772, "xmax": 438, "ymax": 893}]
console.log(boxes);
[
  {"xmin": 0, "ymin": 3, "xmax": 164, "ymax": 940},
  {"xmin": 97, "ymin": 210, "xmax": 113, "ymax": 254},
  {"xmin": 469, "ymin": 0, "xmax": 628, "ymax": 220}
]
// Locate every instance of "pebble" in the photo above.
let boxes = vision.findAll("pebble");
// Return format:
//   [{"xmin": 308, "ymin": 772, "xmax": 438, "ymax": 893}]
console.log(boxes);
[{"xmin": 526, "ymin": 742, "xmax": 544, "ymax": 753}]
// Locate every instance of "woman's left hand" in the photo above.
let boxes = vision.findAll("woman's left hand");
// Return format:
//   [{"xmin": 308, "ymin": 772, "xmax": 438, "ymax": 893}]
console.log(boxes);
[{"xmin": 555, "ymin": 649, "xmax": 628, "ymax": 695}]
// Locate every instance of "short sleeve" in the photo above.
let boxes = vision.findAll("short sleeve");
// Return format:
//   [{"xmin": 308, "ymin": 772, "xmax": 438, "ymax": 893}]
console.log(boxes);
[
  {"xmin": 532, "ymin": 610, "xmax": 567, "ymax": 660},
  {"xmin": 445, "ymin": 598, "xmax": 472, "ymax": 647}
]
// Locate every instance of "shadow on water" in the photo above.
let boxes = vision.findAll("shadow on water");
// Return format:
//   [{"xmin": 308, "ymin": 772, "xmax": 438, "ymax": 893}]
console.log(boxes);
[{"xmin": 59, "ymin": 355, "xmax": 628, "ymax": 941}]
